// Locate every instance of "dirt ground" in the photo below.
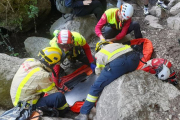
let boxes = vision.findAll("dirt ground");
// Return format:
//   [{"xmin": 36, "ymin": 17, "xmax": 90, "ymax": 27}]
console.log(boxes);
[{"xmin": 132, "ymin": 5, "xmax": 180, "ymax": 88}]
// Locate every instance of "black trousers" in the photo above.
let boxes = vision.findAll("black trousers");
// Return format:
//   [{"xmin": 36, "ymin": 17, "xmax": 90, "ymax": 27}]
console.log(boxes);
[
  {"xmin": 99, "ymin": 0, "xmax": 107, "ymax": 11},
  {"xmin": 102, "ymin": 21, "xmax": 143, "ymax": 39},
  {"xmin": 73, "ymin": 51, "xmax": 96, "ymax": 66},
  {"xmin": 73, "ymin": 0, "xmax": 104, "ymax": 20}
]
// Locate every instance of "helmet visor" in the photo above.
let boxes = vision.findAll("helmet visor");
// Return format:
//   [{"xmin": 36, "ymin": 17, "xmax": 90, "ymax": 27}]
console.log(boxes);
[{"xmin": 58, "ymin": 43, "xmax": 73, "ymax": 51}]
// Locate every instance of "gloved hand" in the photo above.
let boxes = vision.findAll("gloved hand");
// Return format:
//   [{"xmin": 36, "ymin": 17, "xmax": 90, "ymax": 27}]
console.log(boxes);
[{"xmin": 90, "ymin": 63, "xmax": 96, "ymax": 72}]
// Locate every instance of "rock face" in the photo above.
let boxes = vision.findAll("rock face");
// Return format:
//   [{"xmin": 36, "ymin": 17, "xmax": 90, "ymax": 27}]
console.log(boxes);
[
  {"xmin": 0, "ymin": 53, "xmax": 26, "ymax": 109},
  {"xmin": 50, "ymin": 15, "xmax": 97, "ymax": 43},
  {"xmin": 95, "ymin": 70, "xmax": 180, "ymax": 120},
  {"xmin": 24, "ymin": 37, "xmax": 50, "ymax": 59},
  {"xmin": 41, "ymin": 117, "xmax": 73, "ymax": 120},
  {"xmin": 0, "ymin": 0, "xmax": 51, "ymax": 32},
  {"xmin": 167, "ymin": 13, "xmax": 180, "ymax": 30},
  {"xmin": 170, "ymin": 2, "xmax": 180, "ymax": 15},
  {"xmin": 145, "ymin": 15, "xmax": 163, "ymax": 29}
]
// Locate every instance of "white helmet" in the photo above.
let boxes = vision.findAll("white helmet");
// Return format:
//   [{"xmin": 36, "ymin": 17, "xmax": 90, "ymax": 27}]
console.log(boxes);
[
  {"xmin": 156, "ymin": 64, "xmax": 171, "ymax": 80},
  {"xmin": 141, "ymin": 58, "xmax": 178, "ymax": 85},
  {"xmin": 121, "ymin": 3, "xmax": 134, "ymax": 20}
]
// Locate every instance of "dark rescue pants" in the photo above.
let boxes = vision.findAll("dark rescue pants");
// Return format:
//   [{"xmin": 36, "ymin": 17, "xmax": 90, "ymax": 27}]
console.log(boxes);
[
  {"xmin": 35, "ymin": 92, "xmax": 68, "ymax": 114},
  {"xmin": 73, "ymin": 0, "xmax": 104, "ymax": 20},
  {"xmin": 102, "ymin": 21, "xmax": 143, "ymax": 39},
  {"xmin": 80, "ymin": 51, "xmax": 140, "ymax": 114},
  {"xmin": 70, "ymin": 48, "xmax": 96, "ymax": 66}
]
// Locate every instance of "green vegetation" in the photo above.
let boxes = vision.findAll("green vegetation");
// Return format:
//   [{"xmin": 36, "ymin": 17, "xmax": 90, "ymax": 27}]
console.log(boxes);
[
  {"xmin": 0, "ymin": 0, "xmax": 39, "ymax": 31},
  {"xmin": 25, "ymin": 3, "xmax": 39, "ymax": 33},
  {"xmin": 0, "ymin": 28, "xmax": 19, "ymax": 57}
]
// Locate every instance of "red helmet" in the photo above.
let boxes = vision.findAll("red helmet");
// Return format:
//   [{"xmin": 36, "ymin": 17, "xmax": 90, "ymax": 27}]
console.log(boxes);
[
  {"xmin": 57, "ymin": 30, "xmax": 72, "ymax": 44},
  {"xmin": 141, "ymin": 58, "xmax": 178, "ymax": 85}
]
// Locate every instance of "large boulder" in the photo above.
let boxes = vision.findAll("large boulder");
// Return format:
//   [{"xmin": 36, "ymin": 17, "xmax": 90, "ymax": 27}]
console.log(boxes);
[
  {"xmin": 167, "ymin": 13, "xmax": 180, "ymax": 30},
  {"xmin": 50, "ymin": 15, "xmax": 97, "ymax": 43},
  {"xmin": 41, "ymin": 117, "xmax": 72, "ymax": 120},
  {"xmin": 170, "ymin": 2, "xmax": 180, "ymax": 15},
  {"xmin": 0, "ymin": 0, "xmax": 51, "ymax": 32},
  {"xmin": 95, "ymin": 70, "xmax": 180, "ymax": 120},
  {"xmin": 24, "ymin": 37, "xmax": 50, "ymax": 59},
  {"xmin": 0, "ymin": 53, "xmax": 26, "ymax": 109},
  {"xmin": 145, "ymin": 15, "xmax": 163, "ymax": 29}
]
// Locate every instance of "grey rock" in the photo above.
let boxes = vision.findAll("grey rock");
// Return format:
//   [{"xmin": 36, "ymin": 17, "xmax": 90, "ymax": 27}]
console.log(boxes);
[
  {"xmin": 170, "ymin": 2, "xmax": 180, "ymax": 15},
  {"xmin": 95, "ymin": 70, "xmax": 180, "ymax": 120},
  {"xmin": 50, "ymin": 15, "xmax": 97, "ymax": 43},
  {"xmin": 145, "ymin": 15, "xmax": 163, "ymax": 29},
  {"xmin": 168, "ymin": 0, "xmax": 178, "ymax": 8},
  {"xmin": 0, "ymin": 53, "xmax": 26, "ymax": 108},
  {"xmin": 24, "ymin": 37, "xmax": 50, "ymax": 59},
  {"xmin": 149, "ymin": 6, "xmax": 162, "ymax": 17},
  {"xmin": 42, "ymin": 117, "xmax": 73, "ymax": 120},
  {"xmin": 167, "ymin": 13, "xmax": 180, "ymax": 30}
]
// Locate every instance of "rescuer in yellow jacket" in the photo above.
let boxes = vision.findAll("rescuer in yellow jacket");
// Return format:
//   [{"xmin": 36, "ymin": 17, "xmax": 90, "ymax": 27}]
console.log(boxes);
[
  {"xmin": 10, "ymin": 47, "xmax": 69, "ymax": 116},
  {"xmin": 49, "ymin": 30, "xmax": 96, "ymax": 83}
]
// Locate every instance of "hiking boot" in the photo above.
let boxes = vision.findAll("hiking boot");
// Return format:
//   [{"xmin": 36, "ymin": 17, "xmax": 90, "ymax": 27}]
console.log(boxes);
[
  {"xmin": 74, "ymin": 113, "xmax": 88, "ymax": 120},
  {"xmin": 156, "ymin": 0, "xmax": 168, "ymax": 10},
  {"xmin": 143, "ymin": 6, "xmax": 149, "ymax": 15}
]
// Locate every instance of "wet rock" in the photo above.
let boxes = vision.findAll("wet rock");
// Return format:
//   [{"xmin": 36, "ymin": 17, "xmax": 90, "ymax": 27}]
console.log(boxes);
[{"xmin": 0, "ymin": 53, "xmax": 26, "ymax": 108}]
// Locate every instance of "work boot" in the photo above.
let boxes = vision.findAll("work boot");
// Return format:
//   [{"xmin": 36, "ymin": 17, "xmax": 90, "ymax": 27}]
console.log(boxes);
[
  {"xmin": 143, "ymin": 6, "xmax": 149, "ymax": 15},
  {"xmin": 74, "ymin": 113, "xmax": 88, "ymax": 120},
  {"xmin": 156, "ymin": 0, "xmax": 168, "ymax": 10}
]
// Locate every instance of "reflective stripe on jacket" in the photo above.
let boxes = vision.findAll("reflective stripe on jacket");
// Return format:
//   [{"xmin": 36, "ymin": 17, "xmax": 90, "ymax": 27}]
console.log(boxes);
[
  {"xmin": 105, "ymin": 8, "xmax": 123, "ymax": 30},
  {"xmin": 95, "ymin": 43, "xmax": 133, "ymax": 75},
  {"xmin": 10, "ymin": 58, "xmax": 58, "ymax": 106}
]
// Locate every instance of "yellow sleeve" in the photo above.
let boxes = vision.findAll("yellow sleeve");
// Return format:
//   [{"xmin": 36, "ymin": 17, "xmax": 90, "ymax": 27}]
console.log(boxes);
[
  {"xmin": 36, "ymin": 72, "xmax": 58, "ymax": 94},
  {"xmin": 95, "ymin": 54, "xmax": 106, "ymax": 75},
  {"xmin": 49, "ymin": 37, "xmax": 59, "ymax": 48},
  {"xmin": 80, "ymin": 35, "xmax": 86, "ymax": 46}
]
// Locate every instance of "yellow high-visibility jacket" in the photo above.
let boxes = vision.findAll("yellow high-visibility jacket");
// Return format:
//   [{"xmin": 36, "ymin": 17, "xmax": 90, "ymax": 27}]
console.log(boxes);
[
  {"xmin": 95, "ymin": 43, "xmax": 133, "ymax": 75},
  {"xmin": 10, "ymin": 58, "xmax": 58, "ymax": 106}
]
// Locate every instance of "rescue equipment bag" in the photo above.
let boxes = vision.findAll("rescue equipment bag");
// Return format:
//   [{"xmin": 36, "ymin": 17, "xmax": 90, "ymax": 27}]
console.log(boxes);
[
  {"xmin": 0, "ymin": 101, "xmax": 32, "ymax": 120},
  {"xmin": 54, "ymin": 65, "xmax": 93, "ymax": 92},
  {"xmin": 129, "ymin": 38, "xmax": 153, "ymax": 69}
]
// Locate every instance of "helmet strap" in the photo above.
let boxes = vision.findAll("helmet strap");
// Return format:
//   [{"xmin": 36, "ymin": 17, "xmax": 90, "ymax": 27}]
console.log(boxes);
[{"xmin": 40, "ymin": 60, "xmax": 53, "ymax": 72}]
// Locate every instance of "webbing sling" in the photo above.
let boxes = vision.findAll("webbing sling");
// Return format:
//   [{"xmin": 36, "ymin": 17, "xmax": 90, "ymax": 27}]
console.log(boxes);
[
  {"xmin": 64, "ymin": 72, "xmax": 87, "ymax": 90},
  {"xmin": 56, "ymin": 65, "xmax": 93, "ymax": 92}
]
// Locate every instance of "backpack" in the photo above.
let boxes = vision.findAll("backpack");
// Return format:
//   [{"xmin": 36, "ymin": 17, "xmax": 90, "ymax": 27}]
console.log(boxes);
[
  {"xmin": 56, "ymin": 0, "xmax": 73, "ymax": 14},
  {"xmin": 0, "ymin": 101, "xmax": 32, "ymax": 120}
]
